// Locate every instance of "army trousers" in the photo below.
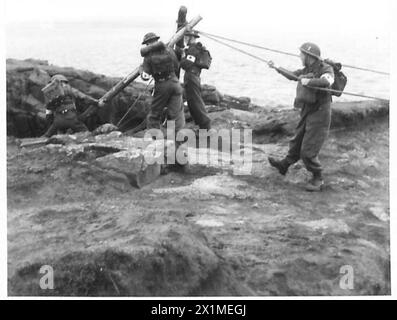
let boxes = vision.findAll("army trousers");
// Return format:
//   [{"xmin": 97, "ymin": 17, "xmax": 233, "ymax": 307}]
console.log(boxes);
[
  {"xmin": 283, "ymin": 101, "xmax": 331, "ymax": 175},
  {"xmin": 147, "ymin": 76, "xmax": 185, "ymax": 134},
  {"xmin": 44, "ymin": 111, "xmax": 88, "ymax": 137},
  {"xmin": 184, "ymin": 71, "xmax": 211, "ymax": 129}
]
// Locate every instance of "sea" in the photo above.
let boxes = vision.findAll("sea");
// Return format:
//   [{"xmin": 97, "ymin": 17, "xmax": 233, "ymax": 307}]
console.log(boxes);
[{"xmin": 6, "ymin": 19, "xmax": 390, "ymax": 107}]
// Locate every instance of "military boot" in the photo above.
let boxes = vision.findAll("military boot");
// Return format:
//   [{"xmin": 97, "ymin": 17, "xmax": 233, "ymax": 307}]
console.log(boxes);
[
  {"xmin": 305, "ymin": 172, "xmax": 324, "ymax": 192},
  {"xmin": 268, "ymin": 157, "xmax": 289, "ymax": 175}
]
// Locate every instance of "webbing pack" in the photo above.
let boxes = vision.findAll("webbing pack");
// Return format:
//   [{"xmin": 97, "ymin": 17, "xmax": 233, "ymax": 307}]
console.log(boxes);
[
  {"xmin": 324, "ymin": 59, "xmax": 347, "ymax": 97},
  {"xmin": 198, "ymin": 49, "xmax": 212, "ymax": 70}
]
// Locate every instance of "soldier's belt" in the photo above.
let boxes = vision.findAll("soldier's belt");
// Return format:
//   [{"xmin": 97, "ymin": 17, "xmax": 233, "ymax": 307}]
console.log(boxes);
[
  {"xmin": 56, "ymin": 105, "xmax": 77, "ymax": 115},
  {"xmin": 154, "ymin": 74, "xmax": 172, "ymax": 82}
]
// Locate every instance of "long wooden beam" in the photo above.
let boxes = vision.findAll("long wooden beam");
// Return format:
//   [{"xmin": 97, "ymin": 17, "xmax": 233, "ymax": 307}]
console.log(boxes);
[{"xmin": 99, "ymin": 14, "xmax": 202, "ymax": 105}]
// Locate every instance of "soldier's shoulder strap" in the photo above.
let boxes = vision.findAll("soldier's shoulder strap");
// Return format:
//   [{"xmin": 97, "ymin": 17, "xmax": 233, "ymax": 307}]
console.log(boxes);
[{"xmin": 319, "ymin": 61, "xmax": 334, "ymax": 76}]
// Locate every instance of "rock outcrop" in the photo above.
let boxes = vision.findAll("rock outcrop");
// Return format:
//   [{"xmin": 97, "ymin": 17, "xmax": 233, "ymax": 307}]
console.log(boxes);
[
  {"xmin": 7, "ymin": 59, "xmax": 389, "ymax": 145},
  {"xmin": 6, "ymin": 59, "xmax": 223, "ymax": 138}
]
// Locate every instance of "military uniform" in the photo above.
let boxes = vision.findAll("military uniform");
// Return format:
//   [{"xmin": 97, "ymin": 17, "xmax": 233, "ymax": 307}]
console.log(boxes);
[
  {"xmin": 180, "ymin": 42, "xmax": 212, "ymax": 129},
  {"xmin": 275, "ymin": 60, "xmax": 334, "ymax": 176},
  {"xmin": 44, "ymin": 85, "xmax": 98, "ymax": 137},
  {"xmin": 267, "ymin": 42, "xmax": 335, "ymax": 191},
  {"xmin": 141, "ymin": 42, "xmax": 185, "ymax": 133}
]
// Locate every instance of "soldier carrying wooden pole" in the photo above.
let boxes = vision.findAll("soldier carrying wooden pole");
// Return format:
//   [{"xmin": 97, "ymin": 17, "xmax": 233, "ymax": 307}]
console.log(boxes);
[{"xmin": 97, "ymin": 8, "xmax": 202, "ymax": 107}]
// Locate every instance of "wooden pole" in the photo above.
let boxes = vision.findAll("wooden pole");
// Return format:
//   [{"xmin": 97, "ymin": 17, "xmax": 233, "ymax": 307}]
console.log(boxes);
[
  {"xmin": 176, "ymin": 6, "xmax": 187, "ymax": 49},
  {"xmin": 98, "ymin": 13, "xmax": 202, "ymax": 105}
]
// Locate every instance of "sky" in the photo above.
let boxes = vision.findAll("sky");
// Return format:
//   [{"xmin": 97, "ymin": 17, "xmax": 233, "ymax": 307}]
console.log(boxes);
[{"xmin": 4, "ymin": 0, "xmax": 392, "ymax": 36}]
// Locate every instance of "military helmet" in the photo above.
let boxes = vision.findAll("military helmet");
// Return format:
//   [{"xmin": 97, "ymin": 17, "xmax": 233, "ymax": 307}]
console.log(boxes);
[
  {"xmin": 185, "ymin": 29, "xmax": 200, "ymax": 38},
  {"xmin": 299, "ymin": 42, "xmax": 321, "ymax": 59},
  {"xmin": 50, "ymin": 74, "xmax": 69, "ymax": 83},
  {"xmin": 142, "ymin": 32, "xmax": 160, "ymax": 45}
]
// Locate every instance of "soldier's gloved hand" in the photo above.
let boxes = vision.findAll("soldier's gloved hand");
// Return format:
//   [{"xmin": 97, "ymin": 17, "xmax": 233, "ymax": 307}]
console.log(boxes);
[
  {"xmin": 97, "ymin": 99, "xmax": 106, "ymax": 108},
  {"xmin": 300, "ymin": 78, "xmax": 311, "ymax": 86}
]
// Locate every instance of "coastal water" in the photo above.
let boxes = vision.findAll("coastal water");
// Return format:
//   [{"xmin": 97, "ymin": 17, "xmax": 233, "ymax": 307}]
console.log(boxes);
[{"xmin": 6, "ymin": 19, "xmax": 390, "ymax": 106}]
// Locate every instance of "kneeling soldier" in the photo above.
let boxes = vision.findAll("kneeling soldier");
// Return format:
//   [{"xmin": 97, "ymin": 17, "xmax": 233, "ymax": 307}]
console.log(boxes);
[
  {"xmin": 42, "ymin": 74, "xmax": 99, "ymax": 137},
  {"xmin": 267, "ymin": 42, "xmax": 335, "ymax": 191}
]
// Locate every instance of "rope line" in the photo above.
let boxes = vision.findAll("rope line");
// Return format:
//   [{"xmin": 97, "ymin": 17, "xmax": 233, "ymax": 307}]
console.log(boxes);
[
  {"xmin": 116, "ymin": 78, "xmax": 153, "ymax": 128},
  {"xmin": 199, "ymin": 30, "xmax": 299, "ymax": 58},
  {"xmin": 309, "ymin": 87, "xmax": 389, "ymax": 102},
  {"xmin": 198, "ymin": 30, "xmax": 389, "ymax": 76},
  {"xmin": 202, "ymin": 33, "xmax": 271, "ymax": 64},
  {"xmin": 200, "ymin": 33, "xmax": 389, "ymax": 102}
]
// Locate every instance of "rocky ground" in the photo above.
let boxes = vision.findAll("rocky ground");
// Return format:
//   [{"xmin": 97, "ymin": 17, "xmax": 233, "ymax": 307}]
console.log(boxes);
[{"xmin": 6, "ymin": 59, "xmax": 390, "ymax": 296}]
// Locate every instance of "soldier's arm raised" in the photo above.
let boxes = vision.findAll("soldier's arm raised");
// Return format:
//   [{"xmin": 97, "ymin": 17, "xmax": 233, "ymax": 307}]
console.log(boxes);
[
  {"xmin": 70, "ymin": 87, "xmax": 99, "ymax": 105},
  {"xmin": 276, "ymin": 67, "xmax": 303, "ymax": 81},
  {"xmin": 268, "ymin": 61, "xmax": 302, "ymax": 81}
]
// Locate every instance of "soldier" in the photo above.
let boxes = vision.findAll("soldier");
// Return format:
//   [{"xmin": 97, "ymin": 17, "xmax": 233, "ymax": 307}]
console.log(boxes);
[
  {"xmin": 140, "ymin": 32, "xmax": 185, "ymax": 135},
  {"xmin": 267, "ymin": 43, "xmax": 335, "ymax": 191},
  {"xmin": 42, "ymin": 74, "xmax": 99, "ymax": 137},
  {"xmin": 180, "ymin": 29, "xmax": 212, "ymax": 130}
]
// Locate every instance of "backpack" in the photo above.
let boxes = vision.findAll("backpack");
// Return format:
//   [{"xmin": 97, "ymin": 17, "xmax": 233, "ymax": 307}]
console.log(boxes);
[
  {"xmin": 194, "ymin": 42, "xmax": 212, "ymax": 70},
  {"xmin": 324, "ymin": 59, "xmax": 347, "ymax": 97},
  {"xmin": 198, "ymin": 48, "xmax": 212, "ymax": 70}
]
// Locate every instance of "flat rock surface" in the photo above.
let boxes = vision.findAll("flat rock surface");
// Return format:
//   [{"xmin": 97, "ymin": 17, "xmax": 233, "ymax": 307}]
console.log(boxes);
[
  {"xmin": 6, "ymin": 59, "xmax": 390, "ymax": 296},
  {"xmin": 7, "ymin": 117, "xmax": 390, "ymax": 296}
]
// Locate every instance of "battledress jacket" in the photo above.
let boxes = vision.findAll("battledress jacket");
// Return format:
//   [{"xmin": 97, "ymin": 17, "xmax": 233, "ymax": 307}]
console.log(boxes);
[{"xmin": 276, "ymin": 60, "xmax": 335, "ymax": 109}]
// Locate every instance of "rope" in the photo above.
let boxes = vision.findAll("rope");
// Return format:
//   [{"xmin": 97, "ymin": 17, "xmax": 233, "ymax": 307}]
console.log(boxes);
[
  {"xmin": 341, "ymin": 64, "xmax": 389, "ymax": 75},
  {"xmin": 198, "ymin": 30, "xmax": 390, "ymax": 76},
  {"xmin": 116, "ymin": 78, "xmax": 153, "ymax": 128},
  {"xmin": 275, "ymin": 67, "xmax": 389, "ymax": 102},
  {"xmin": 202, "ymin": 33, "xmax": 270, "ymax": 64},
  {"xmin": 199, "ymin": 30, "xmax": 299, "ymax": 58},
  {"xmin": 200, "ymin": 33, "xmax": 389, "ymax": 102},
  {"xmin": 309, "ymin": 87, "xmax": 389, "ymax": 102}
]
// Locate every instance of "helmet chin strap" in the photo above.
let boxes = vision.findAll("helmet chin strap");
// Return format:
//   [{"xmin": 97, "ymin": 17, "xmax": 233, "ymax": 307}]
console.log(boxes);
[
  {"xmin": 305, "ymin": 56, "xmax": 311, "ymax": 67},
  {"xmin": 304, "ymin": 54, "xmax": 317, "ymax": 67},
  {"xmin": 301, "ymin": 54, "xmax": 309, "ymax": 67}
]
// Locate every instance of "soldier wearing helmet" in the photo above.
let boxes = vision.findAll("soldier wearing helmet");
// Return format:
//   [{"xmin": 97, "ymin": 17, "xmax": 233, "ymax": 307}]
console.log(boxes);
[
  {"xmin": 180, "ymin": 29, "xmax": 212, "ymax": 130},
  {"xmin": 267, "ymin": 42, "xmax": 335, "ymax": 192},
  {"xmin": 139, "ymin": 32, "xmax": 185, "ymax": 134},
  {"xmin": 142, "ymin": 32, "xmax": 160, "ymax": 45},
  {"xmin": 42, "ymin": 74, "xmax": 100, "ymax": 137}
]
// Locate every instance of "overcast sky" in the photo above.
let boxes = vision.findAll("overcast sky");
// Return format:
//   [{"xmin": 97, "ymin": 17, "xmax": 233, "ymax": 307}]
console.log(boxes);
[{"xmin": 5, "ymin": 0, "xmax": 391, "ymax": 36}]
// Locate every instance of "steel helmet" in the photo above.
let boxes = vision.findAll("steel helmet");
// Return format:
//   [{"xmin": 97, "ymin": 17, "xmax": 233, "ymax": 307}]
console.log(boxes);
[
  {"xmin": 185, "ymin": 29, "xmax": 200, "ymax": 38},
  {"xmin": 50, "ymin": 74, "xmax": 69, "ymax": 83},
  {"xmin": 299, "ymin": 42, "xmax": 321, "ymax": 59},
  {"xmin": 142, "ymin": 32, "xmax": 160, "ymax": 45}
]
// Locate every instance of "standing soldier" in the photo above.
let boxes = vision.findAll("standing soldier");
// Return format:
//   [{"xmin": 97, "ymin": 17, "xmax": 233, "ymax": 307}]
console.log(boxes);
[
  {"xmin": 180, "ymin": 29, "xmax": 212, "ymax": 130},
  {"xmin": 140, "ymin": 32, "xmax": 185, "ymax": 135},
  {"xmin": 267, "ymin": 43, "xmax": 335, "ymax": 191},
  {"xmin": 42, "ymin": 74, "xmax": 100, "ymax": 137}
]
